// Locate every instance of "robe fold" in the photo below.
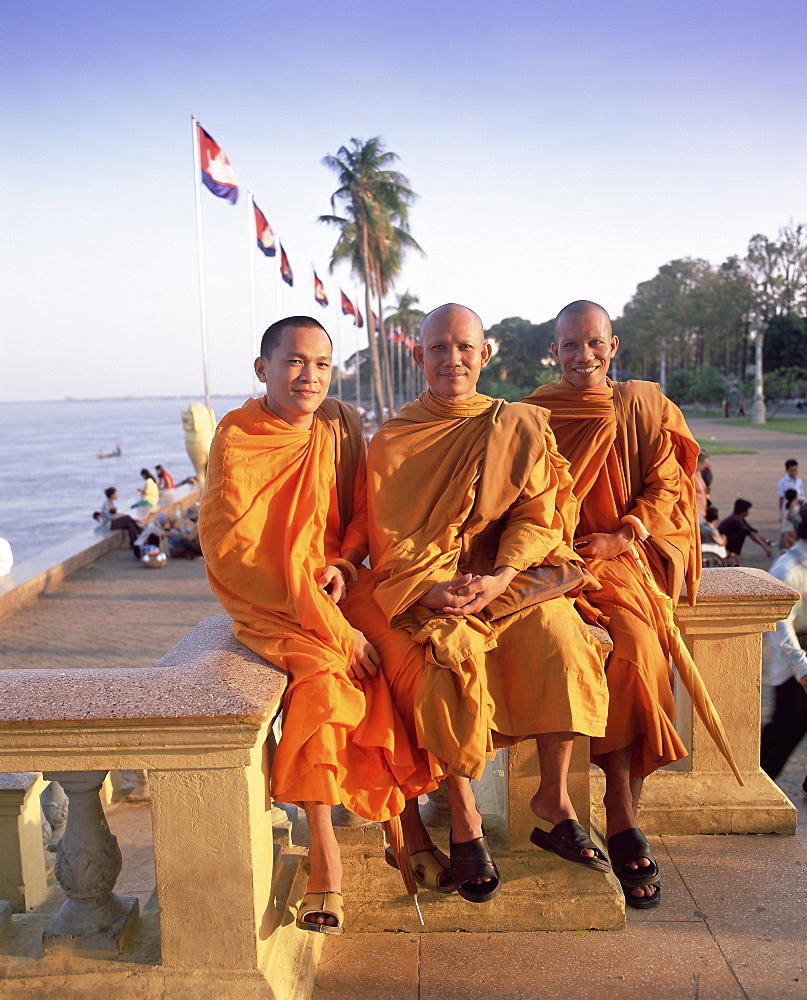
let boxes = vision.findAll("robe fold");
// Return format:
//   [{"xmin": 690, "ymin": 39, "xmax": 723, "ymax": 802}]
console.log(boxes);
[
  {"xmin": 363, "ymin": 391, "xmax": 609, "ymax": 780},
  {"xmin": 524, "ymin": 378, "xmax": 701, "ymax": 777},
  {"xmin": 198, "ymin": 395, "xmax": 432, "ymax": 821}
]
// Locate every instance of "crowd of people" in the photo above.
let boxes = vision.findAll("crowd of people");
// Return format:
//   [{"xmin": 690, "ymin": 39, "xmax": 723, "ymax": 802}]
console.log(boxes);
[{"xmin": 92, "ymin": 463, "xmax": 201, "ymax": 562}]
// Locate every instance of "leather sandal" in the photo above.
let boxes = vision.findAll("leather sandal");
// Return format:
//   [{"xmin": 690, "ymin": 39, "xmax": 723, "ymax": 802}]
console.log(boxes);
[
  {"xmin": 295, "ymin": 891, "xmax": 344, "ymax": 935},
  {"xmin": 384, "ymin": 845, "xmax": 456, "ymax": 894},
  {"xmin": 529, "ymin": 819, "xmax": 611, "ymax": 873},
  {"xmin": 622, "ymin": 881, "xmax": 661, "ymax": 910},
  {"xmin": 449, "ymin": 830, "xmax": 501, "ymax": 903},
  {"xmin": 607, "ymin": 828, "xmax": 660, "ymax": 888}
]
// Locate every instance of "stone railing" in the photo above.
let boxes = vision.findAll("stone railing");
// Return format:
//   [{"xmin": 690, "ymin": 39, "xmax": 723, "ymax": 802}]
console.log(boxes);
[
  {"xmin": 0, "ymin": 567, "xmax": 799, "ymax": 979},
  {"xmin": 0, "ymin": 616, "xmax": 319, "ymax": 997}
]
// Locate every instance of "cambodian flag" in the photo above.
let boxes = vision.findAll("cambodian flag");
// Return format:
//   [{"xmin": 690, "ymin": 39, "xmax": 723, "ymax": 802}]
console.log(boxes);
[
  {"xmin": 341, "ymin": 290, "xmax": 356, "ymax": 318},
  {"xmin": 197, "ymin": 124, "xmax": 238, "ymax": 204},
  {"xmin": 356, "ymin": 309, "xmax": 364, "ymax": 329},
  {"xmin": 280, "ymin": 244, "xmax": 293, "ymax": 287},
  {"xmin": 314, "ymin": 271, "xmax": 328, "ymax": 307},
  {"xmin": 253, "ymin": 201, "xmax": 276, "ymax": 256},
  {"xmin": 392, "ymin": 326, "xmax": 405, "ymax": 343},
  {"xmin": 372, "ymin": 311, "xmax": 380, "ymax": 333}
]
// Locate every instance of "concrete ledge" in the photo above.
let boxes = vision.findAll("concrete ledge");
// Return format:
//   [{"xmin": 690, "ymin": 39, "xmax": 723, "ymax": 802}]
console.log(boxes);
[{"xmin": 0, "ymin": 487, "xmax": 201, "ymax": 622}]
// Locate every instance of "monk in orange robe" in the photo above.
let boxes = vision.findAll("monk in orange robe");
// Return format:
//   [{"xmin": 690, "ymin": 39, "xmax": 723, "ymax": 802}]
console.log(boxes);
[
  {"xmin": 524, "ymin": 300, "xmax": 701, "ymax": 910},
  {"xmin": 351, "ymin": 304, "xmax": 609, "ymax": 901},
  {"xmin": 199, "ymin": 316, "xmax": 432, "ymax": 934}
]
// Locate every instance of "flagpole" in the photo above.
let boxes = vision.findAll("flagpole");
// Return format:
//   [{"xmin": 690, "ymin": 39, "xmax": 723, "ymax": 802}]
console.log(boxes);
[
  {"xmin": 191, "ymin": 115, "xmax": 212, "ymax": 411},
  {"xmin": 247, "ymin": 192, "xmax": 260, "ymax": 395},
  {"xmin": 275, "ymin": 239, "xmax": 283, "ymax": 323},
  {"xmin": 335, "ymin": 301, "xmax": 343, "ymax": 401},
  {"xmin": 355, "ymin": 290, "xmax": 362, "ymax": 410}
]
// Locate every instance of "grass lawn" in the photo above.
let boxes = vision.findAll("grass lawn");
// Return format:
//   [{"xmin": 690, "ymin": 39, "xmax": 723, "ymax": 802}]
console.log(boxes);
[
  {"xmin": 713, "ymin": 416, "xmax": 807, "ymax": 435},
  {"xmin": 694, "ymin": 439, "xmax": 756, "ymax": 455}
]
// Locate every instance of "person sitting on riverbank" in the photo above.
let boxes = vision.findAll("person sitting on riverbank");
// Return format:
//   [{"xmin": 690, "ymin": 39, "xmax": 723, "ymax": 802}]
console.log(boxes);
[
  {"xmin": 133, "ymin": 469, "xmax": 159, "ymax": 508},
  {"xmin": 155, "ymin": 464, "xmax": 175, "ymax": 491},
  {"xmin": 94, "ymin": 487, "xmax": 142, "ymax": 554},
  {"xmin": 718, "ymin": 499, "xmax": 772, "ymax": 565}
]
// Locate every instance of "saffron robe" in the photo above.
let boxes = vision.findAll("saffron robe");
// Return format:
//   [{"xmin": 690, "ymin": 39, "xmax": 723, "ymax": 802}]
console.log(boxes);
[
  {"xmin": 524, "ymin": 379, "xmax": 701, "ymax": 777},
  {"xmin": 359, "ymin": 391, "xmax": 609, "ymax": 781},
  {"xmin": 198, "ymin": 395, "xmax": 431, "ymax": 821}
]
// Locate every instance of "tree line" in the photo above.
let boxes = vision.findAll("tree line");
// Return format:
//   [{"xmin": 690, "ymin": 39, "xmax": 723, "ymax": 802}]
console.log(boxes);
[{"xmin": 319, "ymin": 139, "xmax": 807, "ymax": 414}]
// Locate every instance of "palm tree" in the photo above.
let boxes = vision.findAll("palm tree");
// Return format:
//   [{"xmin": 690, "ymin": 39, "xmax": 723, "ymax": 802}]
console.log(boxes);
[
  {"xmin": 385, "ymin": 290, "xmax": 425, "ymax": 404},
  {"xmin": 320, "ymin": 137, "xmax": 420, "ymax": 419}
]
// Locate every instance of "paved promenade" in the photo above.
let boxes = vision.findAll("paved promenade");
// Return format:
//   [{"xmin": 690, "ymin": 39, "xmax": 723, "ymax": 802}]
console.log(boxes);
[{"xmin": 2, "ymin": 415, "xmax": 807, "ymax": 998}]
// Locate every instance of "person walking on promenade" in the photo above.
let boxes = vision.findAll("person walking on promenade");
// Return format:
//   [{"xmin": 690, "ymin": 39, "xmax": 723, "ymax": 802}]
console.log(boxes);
[
  {"xmin": 777, "ymin": 460, "xmax": 805, "ymax": 512},
  {"xmin": 761, "ymin": 510, "xmax": 807, "ymax": 792},
  {"xmin": 198, "ymin": 316, "xmax": 430, "ymax": 936},
  {"xmin": 523, "ymin": 299, "xmax": 702, "ymax": 910},
  {"xmin": 718, "ymin": 499, "xmax": 772, "ymax": 565}
]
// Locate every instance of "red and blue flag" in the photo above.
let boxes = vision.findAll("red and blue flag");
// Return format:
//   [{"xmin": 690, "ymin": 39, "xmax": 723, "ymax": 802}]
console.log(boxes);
[
  {"xmin": 314, "ymin": 271, "xmax": 328, "ymax": 307},
  {"xmin": 197, "ymin": 124, "xmax": 238, "ymax": 204},
  {"xmin": 280, "ymin": 244, "xmax": 293, "ymax": 286},
  {"xmin": 253, "ymin": 201, "xmax": 276, "ymax": 256},
  {"xmin": 341, "ymin": 290, "xmax": 356, "ymax": 318}
]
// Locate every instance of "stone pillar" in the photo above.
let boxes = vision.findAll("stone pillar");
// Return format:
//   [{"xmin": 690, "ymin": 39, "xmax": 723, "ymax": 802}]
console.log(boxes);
[
  {"xmin": 148, "ymin": 736, "xmax": 275, "ymax": 971},
  {"xmin": 0, "ymin": 772, "xmax": 48, "ymax": 911},
  {"xmin": 604, "ymin": 568, "xmax": 799, "ymax": 835},
  {"xmin": 41, "ymin": 770, "xmax": 139, "ymax": 954}
]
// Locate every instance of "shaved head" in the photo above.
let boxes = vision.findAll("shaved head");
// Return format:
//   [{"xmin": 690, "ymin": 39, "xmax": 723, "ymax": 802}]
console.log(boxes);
[
  {"xmin": 554, "ymin": 300, "xmax": 612, "ymax": 337},
  {"xmin": 420, "ymin": 303, "xmax": 484, "ymax": 347},
  {"xmin": 550, "ymin": 300, "xmax": 618, "ymax": 389}
]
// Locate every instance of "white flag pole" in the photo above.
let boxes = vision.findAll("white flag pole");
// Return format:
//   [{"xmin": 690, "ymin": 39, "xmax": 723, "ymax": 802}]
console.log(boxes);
[
  {"xmin": 335, "ymin": 294, "xmax": 343, "ymax": 401},
  {"xmin": 275, "ymin": 241, "xmax": 283, "ymax": 322},
  {"xmin": 247, "ymin": 192, "xmax": 260, "ymax": 396},
  {"xmin": 355, "ymin": 290, "xmax": 362, "ymax": 410},
  {"xmin": 191, "ymin": 115, "xmax": 212, "ymax": 411}
]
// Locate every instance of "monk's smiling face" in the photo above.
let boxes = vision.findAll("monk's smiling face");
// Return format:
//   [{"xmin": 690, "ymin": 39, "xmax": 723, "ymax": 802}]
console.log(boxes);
[
  {"xmin": 255, "ymin": 324, "xmax": 332, "ymax": 428},
  {"xmin": 414, "ymin": 304, "xmax": 491, "ymax": 401},
  {"xmin": 551, "ymin": 305, "xmax": 619, "ymax": 390}
]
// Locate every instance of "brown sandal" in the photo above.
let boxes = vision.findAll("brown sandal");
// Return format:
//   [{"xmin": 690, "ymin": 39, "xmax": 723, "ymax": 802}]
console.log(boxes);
[
  {"xmin": 295, "ymin": 891, "xmax": 344, "ymax": 935},
  {"xmin": 384, "ymin": 845, "xmax": 456, "ymax": 893}
]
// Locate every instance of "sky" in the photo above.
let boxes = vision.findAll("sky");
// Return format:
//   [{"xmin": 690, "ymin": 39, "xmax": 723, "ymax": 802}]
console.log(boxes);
[{"xmin": 1, "ymin": 0, "xmax": 805, "ymax": 402}]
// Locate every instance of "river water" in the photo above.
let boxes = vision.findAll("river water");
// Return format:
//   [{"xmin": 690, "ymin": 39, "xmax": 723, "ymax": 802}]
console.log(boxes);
[{"xmin": 0, "ymin": 396, "xmax": 248, "ymax": 565}]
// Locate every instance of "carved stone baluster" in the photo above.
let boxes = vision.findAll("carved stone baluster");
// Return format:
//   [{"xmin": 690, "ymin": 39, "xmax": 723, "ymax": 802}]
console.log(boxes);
[
  {"xmin": 41, "ymin": 779, "xmax": 69, "ymax": 852},
  {"xmin": 41, "ymin": 770, "xmax": 139, "ymax": 954}
]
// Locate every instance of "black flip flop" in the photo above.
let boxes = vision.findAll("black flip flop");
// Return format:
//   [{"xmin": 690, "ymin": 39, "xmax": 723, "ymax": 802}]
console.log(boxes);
[
  {"xmin": 607, "ymin": 827, "xmax": 660, "ymax": 888},
  {"xmin": 622, "ymin": 880, "xmax": 661, "ymax": 910},
  {"xmin": 449, "ymin": 830, "xmax": 501, "ymax": 903},
  {"xmin": 529, "ymin": 819, "xmax": 611, "ymax": 873}
]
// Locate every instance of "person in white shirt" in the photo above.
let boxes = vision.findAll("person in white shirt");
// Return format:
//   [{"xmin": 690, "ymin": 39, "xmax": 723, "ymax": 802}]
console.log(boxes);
[
  {"xmin": 761, "ymin": 511, "xmax": 807, "ymax": 790},
  {"xmin": 776, "ymin": 459, "xmax": 805, "ymax": 512}
]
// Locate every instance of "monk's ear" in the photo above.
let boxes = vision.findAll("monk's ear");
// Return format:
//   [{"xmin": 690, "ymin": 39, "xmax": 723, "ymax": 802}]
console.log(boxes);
[
  {"xmin": 412, "ymin": 344, "xmax": 424, "ymax": 370},
  {"xmin": 609, "ymin": 335, "xmax": 620, "ymax": 356},
  {"xmin": 549, "ymin": 342, "xmax": 560, "ymax": 362},
  {"xmin": 254, "ymin": 356, "xmax": 268, "ymax": 384},
  {"xmin": 480, "ymin": 342, "xmax": 492, "ymax": 368}
]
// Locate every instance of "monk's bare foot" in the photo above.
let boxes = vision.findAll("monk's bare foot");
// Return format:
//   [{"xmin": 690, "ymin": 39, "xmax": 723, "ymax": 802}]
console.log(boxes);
[{"xmin": 529, "ymin": 789, "xmax": 595, "ymax": 859}]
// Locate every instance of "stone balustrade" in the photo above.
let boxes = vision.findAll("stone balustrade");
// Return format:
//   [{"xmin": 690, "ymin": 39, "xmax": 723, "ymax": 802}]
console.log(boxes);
[
  {"xmin": 0, "ymin": 616, "xmax": 318, "ymax": 997},
  {"xmin": 0, "ymin": 568, "xmax": 800, "ymax": 990}
]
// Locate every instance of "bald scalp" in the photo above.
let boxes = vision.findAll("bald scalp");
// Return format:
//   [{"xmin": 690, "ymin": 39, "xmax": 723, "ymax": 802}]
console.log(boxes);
[
  {"xmin": 420, "ymin": 303, "xmax": 484, "ymax": 346},
  {"xmin": 554, "ymin": 300, "xmax": 612, "ymax": 339}
]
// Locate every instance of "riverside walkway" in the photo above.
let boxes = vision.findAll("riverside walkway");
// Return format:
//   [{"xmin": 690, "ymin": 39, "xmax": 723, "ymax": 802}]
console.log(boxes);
[{"xmin": 1, "ymin": 416, "xmax": 807, "ymax": 999}]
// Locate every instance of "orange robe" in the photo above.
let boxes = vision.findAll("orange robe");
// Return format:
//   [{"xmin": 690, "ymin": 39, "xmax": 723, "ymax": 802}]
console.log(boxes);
[
  {"xmin": 358, "ymin": 391, "xmax": 608, "ymax": 781},
  {"xmin": 198, "ymin": 396, "xmax": 431, "ymax": 821},
  {"xmin": 524, "ymin": 379, "xmax": 701, "ymax": 777}
]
